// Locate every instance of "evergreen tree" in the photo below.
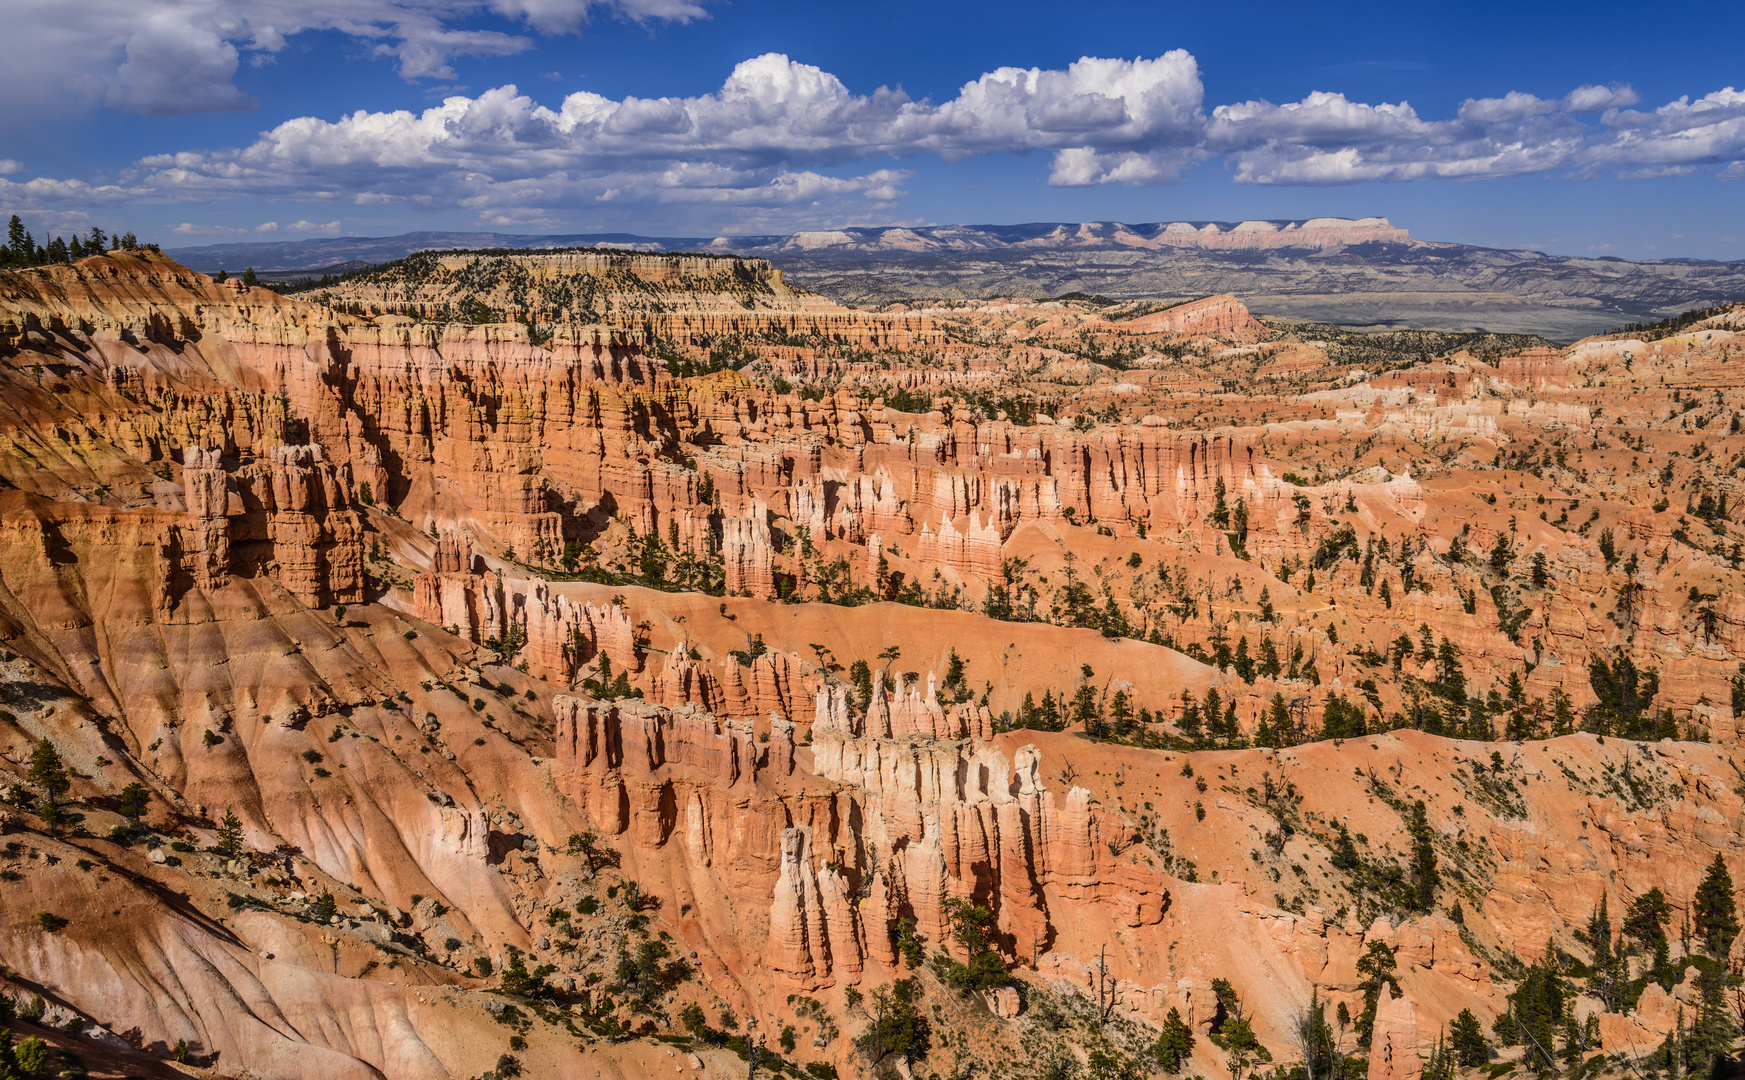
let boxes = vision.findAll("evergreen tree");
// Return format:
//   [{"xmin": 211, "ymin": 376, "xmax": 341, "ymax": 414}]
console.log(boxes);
[
  {"xmin": 1258, "ymin": 637, "xmax": 1281, "ymax": 678},
  {"xmin": 1407, "ymin": 799, "xmax": 1439, "ymax": 911},
  {"xmin": 1258, "ymin": 693, "xmax": 1291, "ymax": 749},
  {"xmin": 1422, "ymin": 1028, "xmax": 1453, "ymax": 1080},
  {"xmin": 117, "ymin": 781, "xmax": 151, "ymax": 820},
  {"xmin": 1559, "ymin": 1012, "xmax": 1588, "ymax": 1071},
  {"xmin": 1177, "ymin": 690, "xmax": 1203, "ymax": 744},
  {"xmin": 1354, "ymin": 940, "xmax": 1399, "ymax": 1045},
  {"xmin": 1583, "ymin": 894, "xmax": 1628, "ymax": 1011},
  {"xmin": 1319, "ymin": 692, "xmax": 1365, "ymax": 740},
  {"xmin": 242, "ymin": 267, "xmax": 259, "ymax": 287},
  {"xmin": 1449, "ymin": 1008, "xmax": 1489, "ymax": 1066},
  {"xmin": 1329, "ymin": 823, "xmax": 1361, "ymax": 873},
  {"xmin": 1692, "ymin": 853, "xmax": 1740, "ymax": 959},
  {"xmin": 1495, "ymin": 942, "xmax": 1566, "ymax": 1073},
  {"xmin": 6, "ymin": 215, "xmax": 27, "ymax": 261},
  {"xmin": 500, "ymin": 946, "xmax": 554, "ymax": 997},
  {"xmin": 1207, "ymin": 980, "xmax": 1269, "ymax": 1080},
  {"xmin": 1624, "ymin": 887, "xmax": 1673, "ymax": 973},
  {"xmin": 27, "ymin": 739, "xmax": 70, "ymax": 806},
  {"xmin": 1234, "ymin": 637, "xmax": 1255, "ymax": 683},
  {"xmin": 1073, "ymin": 682, "xmax": 1103, "ymax": 737},
  {"xmin": 1434, "ymin": 638, "xmax": 1465, "ymax": 704},
  {"xmin": 1155, "ymin": 1006, "xmax": 1195, "ymax": 1071},
  {"xmin": 1686, "ymin": 963, "xmax": 1737, "ymax": 1074},
  {"xmin": 1109, "ymin": 690, "xmax": 1134, "ymax": 739},
  {"xmin": 216, "ymin": 810, "xmax": 244, "ymax": 857},
  {"xmin": 1293, "ymin": 988, "xmax": 1338, "ymax": 1080}
]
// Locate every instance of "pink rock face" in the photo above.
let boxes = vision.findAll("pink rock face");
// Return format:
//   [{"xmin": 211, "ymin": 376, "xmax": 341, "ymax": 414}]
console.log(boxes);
[
  {"xmin": 719, "ymin": 647, "xmax": 813, "ymax": 723},
  {"xmin": 152, "ymin": 442, "xmax": 365, "ymax": 614},
  {"xmin": 1367, "ymin": 985, "xmax": 1422, "ymax": 1080},
  {"xmin": 12, "ymin": 249, "xmax": 1745, "ymax": 1080},
  {"xmin": 1118, "ymin": 294, "xmax": 1269, "ymax": 339},
  {"xmin": 174, "ymin": 446, "xmax": 230, "ymax": 592},
  {"xmin": 766, "ymin": 826, "xmax": 831, "ymax": 982},
  {"xmin": 414, "ymin": 542, "xmax": 638, "ymax": 682},
  {"xmin": 915, "ymin": 511, "xmax": 1003, "ymax": 581},
  {"xmin": 723, "ymin": 499, "xmax": 778, "ymax": 598}
]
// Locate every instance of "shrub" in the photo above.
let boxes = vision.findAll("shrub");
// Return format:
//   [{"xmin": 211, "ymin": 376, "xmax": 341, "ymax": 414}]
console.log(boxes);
[
  {"xmin": 116, "ymin": 781, "xmax": 150, "ymax": 819},
  {"xmin": 14, "ymin": 1037, "xmax": 50, "ymax": 1076}
]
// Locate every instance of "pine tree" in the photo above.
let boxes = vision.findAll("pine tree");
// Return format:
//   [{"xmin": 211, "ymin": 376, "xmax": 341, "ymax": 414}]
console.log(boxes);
[
  {"xmin": 1625, "ymin": 887, "xmax": 1673, "ymax": 973},
  {"xmin": 216, "ymin": 810, "xmax": 244, "ymax": 857},
  {"xmin": 1407, "ymin": 799, "xmax": 1439, "ymax": 910},
  {"xmin": 27, "ymin": 739, "xmax": 70, "ymax": 806},
  {"xmin": 1320, "ymin": 692, "xmax": 1365, "ymax": 740},
  {"xmin": 1354, "ymin": 940, "xmax": 1399, "ymax": 1045},
  {"xmin": 1692, "ymin": 853, "xmax": 1739, "ymax": 959},
  {"xmin": 1583, "ymin": 894, "xmax": 1628, "ymax": 1011},
  {"xmin": 1109, "ymin": 690, "xmax": 1133, "ymax": 739},
  {"xmin": 1155, "ymin": 1006, "xmax": 1195, "ymax": 1071},
  {"xmin": 117, "ymin": 781, "xmax": 151, "ymax": 820},
  {"xmin": 1258, "ymin": 693, "xmax": 1291, "ymax": 749},
  {"xmin": 1559, "ymin": 1012, "xmax": 1587, "ymax": 1070},
  {"xmin": 1686, "ymin": 963, "xmax": 1737, "ymax": 1074},
  {"xmin": 1422, "ymin": 1028, "xmax": 1453, "ymax": 1080},
  {"xmin": 1496, "ymin": 942, "xmax": 1565, "ymax": 1073},
  {"xmin": 1293, "ymin": 988, "xmax": 1337, "ymax": 1080},
  {"xmin": 1329, "ymin": 823, "xmax": 1360, "ymax": 873},
  {"xmin": 242, "ymin": 266, "xmax": 259, "ymax": 287},
  {"xmin": 1450, "ymin": 1008, "xmax": 1489, "ymax": 1066},
  {"xmin": 1177, "ymin": 690, "xmax": 1203, "ymax": 744}
]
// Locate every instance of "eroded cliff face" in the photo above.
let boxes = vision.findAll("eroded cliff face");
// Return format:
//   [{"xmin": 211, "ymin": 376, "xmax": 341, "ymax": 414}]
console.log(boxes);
[{"xmin": 2, "ymin": 251, "xmax": 1744, "ymax": 1080}]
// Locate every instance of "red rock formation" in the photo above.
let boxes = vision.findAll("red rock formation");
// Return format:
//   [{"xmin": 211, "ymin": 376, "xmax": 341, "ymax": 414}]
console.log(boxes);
[
  {"xmin": 1367, "ymin": 984, "xmax": 1422, "ymax": 1080},
  {"xmin": 723, "ymin": 499, "xmax": 778, "ymax": 598},
  {"xmin": 1119, "ymin": 294, "xmax": 1269, "ymax": 339},
  {"xmin": 8, "ymin": 249, "xmax": 1745, "ymax": 1080}
]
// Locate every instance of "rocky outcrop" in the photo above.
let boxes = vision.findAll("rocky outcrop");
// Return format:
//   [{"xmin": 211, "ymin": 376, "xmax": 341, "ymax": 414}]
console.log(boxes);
[
  {"xmin": 723, "ymin": 499, "xmax": 778, "ymax": 598},
  {"xmin": 1119, "ymin": 294, "xmax": 1269, "ymax": 338},
  {"xmin": 414, "ymin": 537, "xmax": 637, "ymax": 680},
  {"xmin": 1366, "ymin": 984, "xmax": 1422, "ymax": 1080},
  {"xmin": 152, "ymin": 443, "xmax": 364, "ymax": 613}
]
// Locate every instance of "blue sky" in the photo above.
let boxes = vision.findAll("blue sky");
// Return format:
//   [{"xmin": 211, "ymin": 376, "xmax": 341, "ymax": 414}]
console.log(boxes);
[{"xmin": 2, "ymin": 0, "xmax": 1742, "ymax": 256}]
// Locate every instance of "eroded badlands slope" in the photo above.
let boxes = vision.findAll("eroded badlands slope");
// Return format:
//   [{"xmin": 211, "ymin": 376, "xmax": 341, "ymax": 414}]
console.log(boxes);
[{"xmin": 0, "ymin": 248, "xmax": 1742, "ymax": 1080}]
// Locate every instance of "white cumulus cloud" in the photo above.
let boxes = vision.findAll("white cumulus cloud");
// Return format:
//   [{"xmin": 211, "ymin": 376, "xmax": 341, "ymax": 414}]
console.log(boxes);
[
  {"xmin": 1208, "ymin": 90, "xmax": 1590, "ymax": 184},
  {"xmin": 29, "ymin": 51, "xmax": 1204, "ymax": 217},
  {"xmin": 1, "ymin": 0, "xmax": 711, "ymax": 121},
  {"xmin": 4, "ymin": 51, "xmax": 1745, "ymax": 230}
]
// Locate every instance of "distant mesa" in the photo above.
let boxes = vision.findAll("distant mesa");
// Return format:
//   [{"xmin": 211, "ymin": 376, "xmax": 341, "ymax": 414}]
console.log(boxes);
[
  {"xmin": 739, "ymin": 217, "xmax": 1412, "ymax": 255},
  {"xmin": 165, "ymin": 217, "xmax": 1411, "ymax": 274},
  {"xmin": 164, "ymin": 216, "xmax": 1745, "ymax": 338}
]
